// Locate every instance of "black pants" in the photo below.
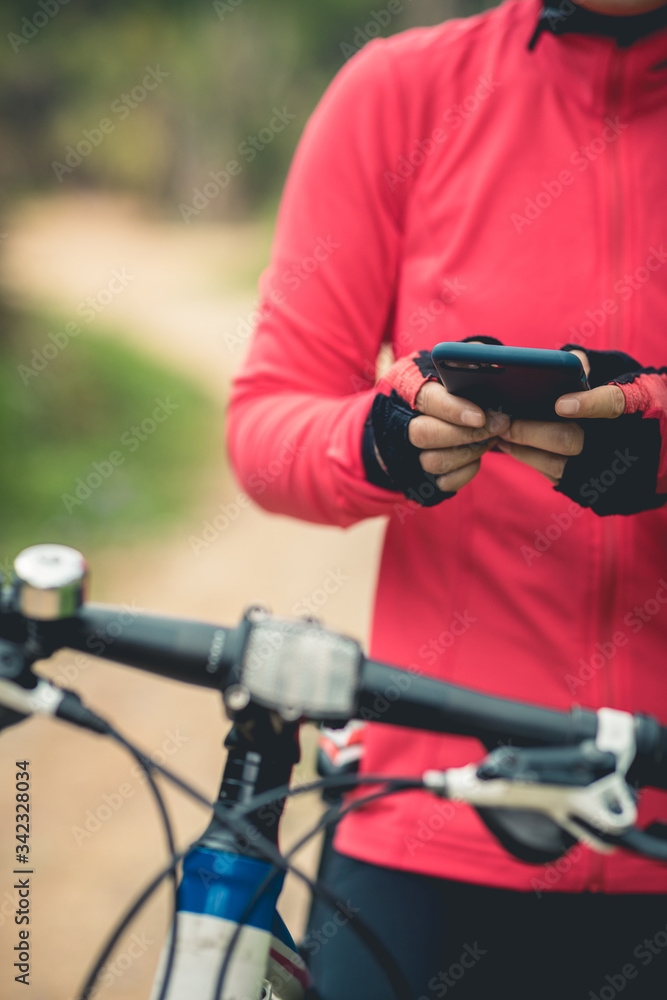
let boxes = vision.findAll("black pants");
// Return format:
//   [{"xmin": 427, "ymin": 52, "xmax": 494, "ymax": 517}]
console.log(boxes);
[{"xmin": 304, "ymin": 845, "xmax": 667, "ymax": 1000}]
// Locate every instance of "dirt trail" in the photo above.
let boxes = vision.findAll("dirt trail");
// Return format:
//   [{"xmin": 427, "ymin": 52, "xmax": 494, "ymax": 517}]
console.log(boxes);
[{"xmin": 0, "ymin": 194, "xmax": 385, "ymax": 999}]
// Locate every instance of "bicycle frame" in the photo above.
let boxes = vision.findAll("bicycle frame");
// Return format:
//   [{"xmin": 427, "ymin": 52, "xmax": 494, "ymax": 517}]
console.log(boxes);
[
  {"xmin": 149, "ymin": 704, "xmax": 311, "ymax": 1000},
  {"xmin": 150, "ymin": 850, "xmax": 307, "ymax": 1000}
]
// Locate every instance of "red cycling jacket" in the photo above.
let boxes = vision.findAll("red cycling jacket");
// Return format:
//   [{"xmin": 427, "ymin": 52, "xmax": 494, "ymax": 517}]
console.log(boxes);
[{"xmin": 227, "ymin": 0, "xmax": 667, "ymax": 892}]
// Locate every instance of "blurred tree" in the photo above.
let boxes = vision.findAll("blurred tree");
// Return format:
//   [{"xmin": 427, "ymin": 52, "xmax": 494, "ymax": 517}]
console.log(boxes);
[{"xmin": 0, "ymin": 0, "xmax": 495, "ymax": 221}]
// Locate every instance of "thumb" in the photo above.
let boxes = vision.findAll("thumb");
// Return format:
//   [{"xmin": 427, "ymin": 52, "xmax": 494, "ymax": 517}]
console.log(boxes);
[{"xmin": 555, "ymin": 384, "xmax": 626, "ymax": 420}]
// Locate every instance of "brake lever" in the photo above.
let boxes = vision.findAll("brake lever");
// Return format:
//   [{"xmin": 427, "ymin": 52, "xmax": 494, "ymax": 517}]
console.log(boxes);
[
  {"xmin": 0, "ymin": 639, "xmax": 44, "ymax": 730},
  {"xmin": 423, "ymin": 720, "xmax": 640, "ymax": 859}
]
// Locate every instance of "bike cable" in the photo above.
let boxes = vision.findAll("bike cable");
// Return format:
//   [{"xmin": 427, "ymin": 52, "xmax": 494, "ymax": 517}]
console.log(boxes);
[
  {"xmin": 109, "ymin": 732, "xmax": 180, "ymax": 1000},
  {"xmin": 66, "ymin": 706, "xmax": 420, "ymax": 1000},
  {"xmin": 215, "ymin": 779, "xmax": 423, "ymax": 1000}
]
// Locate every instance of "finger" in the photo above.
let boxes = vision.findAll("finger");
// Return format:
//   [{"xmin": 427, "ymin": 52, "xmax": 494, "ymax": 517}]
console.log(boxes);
[
  {"xmin": 564, "ymin": 348, "xmax": 591, "ymax": 378},
  {"xmin": 420, "ymin": 437, "xmax": 498, "ymax": 476},
  {"xmin": 410, "ymin": 409, "xmax": 510, "ymax": 450},
  {"xmin": 416, "ymin": 380, "xmax": 487, "ymax": 428},
  {"xmin": 497, "ymin": 440, "xmax": 567, "ymax": 482},
  {"xmin": 500, "ymin": 419, "xmax": 584, "ymax": 456},
  {"xmin": 555, "ymin": 384, "xmax": 625, "ymax": 420},
  {"xmin": 436, "ymin": 459, "xmax": 482, "ymax": 493}
]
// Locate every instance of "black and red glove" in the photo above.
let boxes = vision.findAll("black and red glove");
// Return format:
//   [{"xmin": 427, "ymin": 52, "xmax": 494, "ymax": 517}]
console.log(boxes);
[
  {"xmin": 363, "ymin": 337, "xmax": 502, "ymax": 506},
  {"xmin": 555, "ymin": 346, "xmax": 667, "ymax": 516}
]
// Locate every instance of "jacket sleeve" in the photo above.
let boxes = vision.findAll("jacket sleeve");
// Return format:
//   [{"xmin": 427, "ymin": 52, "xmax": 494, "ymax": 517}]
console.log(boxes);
[
  {"xmin": 226, "ymin": 40, "xmax": 410, "ymax": 527},
  {"xmin": 617, "ymin": 368, "xmax": 667, "ymax": 498}
]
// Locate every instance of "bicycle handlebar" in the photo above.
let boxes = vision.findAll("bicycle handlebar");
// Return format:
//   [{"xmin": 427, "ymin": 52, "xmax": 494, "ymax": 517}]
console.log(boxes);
[
  {"xmin": 3, "ymin": 544, "xmax": 667, "ymax": 866},
  {"xmin": 6, "ymin": 550, "xmax": 667, "ymax": 1000},
  {"xmin": 2, "ymin": 600, "xmax": 665, "ymax": 793}
]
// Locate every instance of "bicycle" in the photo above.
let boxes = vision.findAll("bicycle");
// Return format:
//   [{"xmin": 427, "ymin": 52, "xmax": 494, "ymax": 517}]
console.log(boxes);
[{"xmin": 1, "ymin": 543, "xmax": 667, "ymax": 1000}]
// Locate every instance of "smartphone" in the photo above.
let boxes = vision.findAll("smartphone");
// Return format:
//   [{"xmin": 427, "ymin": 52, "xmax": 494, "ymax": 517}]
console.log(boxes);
[{"xmin": 431, "ymin": 343, "xmax": 590, "ymax": 421}]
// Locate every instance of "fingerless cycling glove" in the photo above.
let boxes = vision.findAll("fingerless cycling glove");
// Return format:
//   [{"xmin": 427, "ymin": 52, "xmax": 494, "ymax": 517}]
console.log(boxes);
[
  {"xmin": 363, "ymin": 337, "xmax": 502, "ymax": 506},
  {"xmin": 362, "ymin": 349, "xmax": 447, "ymax": 506},
  {"xmin": 556, "ymin": 346, "xmax": 667, "ymax": 516}
]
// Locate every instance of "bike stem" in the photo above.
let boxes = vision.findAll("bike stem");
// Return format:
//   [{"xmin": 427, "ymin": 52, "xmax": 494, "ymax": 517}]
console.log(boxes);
[
  {"xmin": 150, "ymin": 706, "xmax": 304, "ymax": 1000},
  {"xmin": 197, "ymin": 705, "xmax": 301, "ymax": 856}
]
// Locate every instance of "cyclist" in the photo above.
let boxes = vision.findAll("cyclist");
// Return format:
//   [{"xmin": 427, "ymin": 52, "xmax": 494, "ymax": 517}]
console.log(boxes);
[{"xmin": 227, "ymin": 0, "xmax": 667, "ymax": 996}]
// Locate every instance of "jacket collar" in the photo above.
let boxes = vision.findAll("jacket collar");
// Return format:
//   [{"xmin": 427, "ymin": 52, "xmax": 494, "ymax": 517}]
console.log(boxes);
[
  {"xmin": 525, "ymin": 0, "xmax": 667, "ymax": 115},
  {"xmin": 529, "ymin": 0, "xmax": 667, "ymax": 49}
]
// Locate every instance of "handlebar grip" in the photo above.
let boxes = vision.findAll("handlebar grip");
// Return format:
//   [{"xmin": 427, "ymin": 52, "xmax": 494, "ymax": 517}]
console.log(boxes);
[
  {"xmin": 359, "ymin": 660, "xmax": 599, "ymax": 746},
  {"xmin": 360, "ymin": 662, "xmax": 667, "ymax": 790},
  {"xmin": 615, "ymin": 826, "xmax": 667, "ymax": 861},
  {"xmin": 631, "ymin": 715, "xmax": 667, "ymax": 791},
  {"xmin": 68, "ymin": 606, "xmax": 233, "ymax": 689}
]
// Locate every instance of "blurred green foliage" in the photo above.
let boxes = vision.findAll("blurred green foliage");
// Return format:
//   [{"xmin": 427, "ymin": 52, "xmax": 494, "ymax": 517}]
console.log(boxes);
[
  {"xmin": 0, "ymin": 0, "xmax": 493, "ymax": 218},
  {"xmin": 0, "ymin": 310, "xmax": 217, "ymax": 566},
  {"xmin": 0, "ymin": 0, "xmax": 497, "ymax": 559}
]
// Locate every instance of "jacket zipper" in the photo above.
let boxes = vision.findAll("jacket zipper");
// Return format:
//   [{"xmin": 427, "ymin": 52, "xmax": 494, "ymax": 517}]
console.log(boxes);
[{"xmin": 589, "ymin": 46, "xmax": 625, "ymax": 893}]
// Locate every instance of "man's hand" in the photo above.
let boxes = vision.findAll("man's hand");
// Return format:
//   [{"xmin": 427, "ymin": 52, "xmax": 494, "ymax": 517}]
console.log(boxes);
[
  {"xmin": 496, "ymin": 420, "xmax": 585, "ymax": 485},
  {"xmin": 488, "ymin": 345, "xmax": 667, "ymax": 516},
  {"xmin": 366, "ymin": 345, "xmax": 509, "ymax": 506},
  {"xmin": 554, "ymin": 385, "xmax": 626, "ymax": 420},
  {"xmin": 495, "ymin": 348, "xmax": 601, "ymax": 485},
  {"xmin": 412, "ymin": 381, "xmax": 509, "ymax": 492}
]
